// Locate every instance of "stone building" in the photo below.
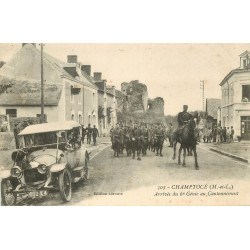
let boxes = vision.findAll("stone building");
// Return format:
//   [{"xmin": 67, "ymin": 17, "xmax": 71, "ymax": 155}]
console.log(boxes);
[
  {"xmin": 219, "ymin": 50, "xmax": 250, "ymax": 140},
  {"xmin": 148, "ymin": 97, "xmax": 164, "ymax": 116},
  {"xmin": 121, "ymin": 80, "xmax": 148, "ymax": 112},
  {"xmin": 0, "ymin": 44, "xmax": 98, "ymax": 127}
]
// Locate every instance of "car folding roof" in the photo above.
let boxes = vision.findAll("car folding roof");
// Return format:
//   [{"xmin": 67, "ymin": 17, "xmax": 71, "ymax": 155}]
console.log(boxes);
[{"xmin": 19, "ymin": 121, "xmax": 81, "ymax": 135}]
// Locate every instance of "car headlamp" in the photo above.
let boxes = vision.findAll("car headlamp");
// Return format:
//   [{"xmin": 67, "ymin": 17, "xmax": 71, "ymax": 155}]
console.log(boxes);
[
  {"xmin": 11, "ymin": 166, "xmax": 22, "ymax": 178},
  {"xmin": 37, "ymin": 164, "xmax": 48, "ymax": 174}
]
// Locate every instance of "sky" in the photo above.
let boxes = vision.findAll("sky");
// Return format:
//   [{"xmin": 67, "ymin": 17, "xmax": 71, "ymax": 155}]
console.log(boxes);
[{"xmin": 0, "ymin": 43, "xmax": 249, "ymax": 115}]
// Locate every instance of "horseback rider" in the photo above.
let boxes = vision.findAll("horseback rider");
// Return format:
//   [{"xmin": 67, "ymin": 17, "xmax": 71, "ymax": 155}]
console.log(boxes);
[
  {"xmin": 176, "ymin": 105, "xmax": 198, "ymax": 143},
  {"xmin": 177, "ymin": 105, "xmax": 193, "ymax": 128}
]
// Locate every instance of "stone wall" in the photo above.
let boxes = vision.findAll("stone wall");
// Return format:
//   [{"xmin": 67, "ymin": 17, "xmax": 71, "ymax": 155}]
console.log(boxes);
[
  {"xmin": 148, "ymin": 97, "xmax": 164, "ymax": 116},
  {"xmin": 0, "ymin": 132, "xmax": 15, "ymax": 150}
]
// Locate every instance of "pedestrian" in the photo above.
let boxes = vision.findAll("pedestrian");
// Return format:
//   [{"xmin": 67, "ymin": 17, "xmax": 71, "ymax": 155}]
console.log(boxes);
[
  {"xmin": 222, "ymin": 127, "xmax": 227, "ymax": 142},
  {"xmin": 216, "ymin": 126, "xmax": 222, "ymax": 144},
  {"xmin": 226, "ymin": 127, "xmax": 231, "ymax": 143},
  {"xmin": 212, "ymin": 126, "xmax": 217, "ymax": 143},
  {"xmin": 230, "ymin": 126, "xmax": 234, "ymax": 142},
  {"xmin": 92, "ymin": 125, "xmax": 99, "ymax": 146},
  {"xmin": 86, "ymin": 124, "xmax": 92, "ymax": 144},
  {"xmin": 81, "ymin": 125, "xmax": 86, "ymax": 144}
]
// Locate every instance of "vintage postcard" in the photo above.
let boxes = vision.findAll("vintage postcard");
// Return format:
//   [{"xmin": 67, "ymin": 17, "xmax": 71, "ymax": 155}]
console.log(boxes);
[{"xmin": 0, "ymin": 43, "xmax": 249, "ymax": 206}]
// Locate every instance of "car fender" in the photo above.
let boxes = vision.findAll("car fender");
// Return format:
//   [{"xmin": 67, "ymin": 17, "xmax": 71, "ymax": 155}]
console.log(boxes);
[
  {"xmin": 50, "ymin": 163, "xmax": 68, "ymax": 173},
  {"xmin": 0, "ymin": 169, "xmax": 11, "ymax": 180}
]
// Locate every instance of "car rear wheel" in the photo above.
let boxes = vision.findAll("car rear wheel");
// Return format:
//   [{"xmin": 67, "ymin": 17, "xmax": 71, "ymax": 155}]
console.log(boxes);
[
  {"xmin": 1, "ymin": 178, "xmax": 17, "ymax": 206},
  {"xmin": 59, "ymin": 169, "xmax": 72, "ymax": 202}
]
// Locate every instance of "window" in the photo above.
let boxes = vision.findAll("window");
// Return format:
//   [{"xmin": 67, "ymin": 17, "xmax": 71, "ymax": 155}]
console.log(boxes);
[
  {"xmin": 6, "ymin": 109, "xmax": 17, "ymax": 118},
  {"xmin": 242, "ymin": 85, "xmax": 250, "ymax": 102}
]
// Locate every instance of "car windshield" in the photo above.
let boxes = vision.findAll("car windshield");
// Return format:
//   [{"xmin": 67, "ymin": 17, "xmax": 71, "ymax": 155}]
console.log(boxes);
[{"xmin": 20, "ymin": 131, "xmax": 67, "ymax": 148}]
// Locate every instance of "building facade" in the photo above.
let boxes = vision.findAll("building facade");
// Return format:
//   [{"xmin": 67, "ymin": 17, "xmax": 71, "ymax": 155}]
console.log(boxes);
[
  {"xmin": 0, "ymin": 44, "xmax": 98, "ymax": 128},
  {"xmin": 220, "ymin": 50, "xmax": 250, "ymax": 140}
]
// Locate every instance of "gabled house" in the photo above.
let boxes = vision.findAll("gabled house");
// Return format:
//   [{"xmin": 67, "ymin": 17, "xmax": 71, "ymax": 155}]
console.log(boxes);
[{"xmin": 0, "ymin": 44, "xmax": 98, "ymax": 128}]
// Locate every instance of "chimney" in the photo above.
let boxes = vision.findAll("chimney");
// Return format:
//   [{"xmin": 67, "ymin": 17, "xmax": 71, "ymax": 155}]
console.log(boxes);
[
  {"xmin": 67, "ymin": 55, "xmax": 78, "ymax": 63},
  {"xmin": 81, "ymin": 65, "xmax": 91, "ymax": 76},
  {"xmin": 22, "ymin": 43, "xmax": 36, "ymax": 48},
  {"xmin": 94, "ymin": 72, "xmax": 102, "ymax": 81}
]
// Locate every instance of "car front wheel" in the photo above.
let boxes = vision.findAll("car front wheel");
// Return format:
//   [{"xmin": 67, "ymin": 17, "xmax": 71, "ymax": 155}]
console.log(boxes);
[
  {"xmin": 59, "ymin": 169, "xmax": 72, "ymax": 202},
  {"xmin": 1, "ymin": 178, "xmax": 17, "ymax": 206}
]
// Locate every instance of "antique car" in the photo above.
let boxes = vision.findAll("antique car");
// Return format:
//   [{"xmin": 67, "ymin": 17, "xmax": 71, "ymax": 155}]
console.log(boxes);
[{"xmin": 1, "ymin": 121, "xmax": 89, "ymax": 206}]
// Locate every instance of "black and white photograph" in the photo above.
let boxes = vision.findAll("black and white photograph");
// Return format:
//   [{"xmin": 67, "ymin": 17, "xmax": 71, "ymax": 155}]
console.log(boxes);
[{"xmin": 0, "ymin": 43, "xmax": 249, "ymax": 206}]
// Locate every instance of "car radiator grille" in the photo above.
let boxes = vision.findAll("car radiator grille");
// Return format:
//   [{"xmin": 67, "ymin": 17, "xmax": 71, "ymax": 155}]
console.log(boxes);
[{"xmin": 24, "ymin": 169, "xmax": 47, "ymax": 184}]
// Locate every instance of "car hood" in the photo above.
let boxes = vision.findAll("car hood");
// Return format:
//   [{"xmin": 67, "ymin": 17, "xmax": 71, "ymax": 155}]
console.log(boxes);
[{"xmin": 29, "ymin": 148, "xmax": 63, "ymax": 166}]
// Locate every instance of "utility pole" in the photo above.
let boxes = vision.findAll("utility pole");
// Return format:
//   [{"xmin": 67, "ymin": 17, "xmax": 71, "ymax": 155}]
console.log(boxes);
[
  {"xmin": 200, "ymin": 80, "xmax": 205, "ymax": 112},
  {"xmin": 40, "ymin": 43, "xmax": 45, "ymax": 123}
]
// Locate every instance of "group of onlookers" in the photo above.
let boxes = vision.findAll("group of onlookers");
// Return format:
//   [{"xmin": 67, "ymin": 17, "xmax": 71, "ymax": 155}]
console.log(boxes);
[
  {"xmin": 81, "ymin": 124, "xmax": 99, "ymax": 146},
  {"xmin": 199, "ymin": 125, "xmax": 235, "ymax": 144},
  {"xmin": 212, "ymin": 125, "xmax": 234, "ymax": 144}
]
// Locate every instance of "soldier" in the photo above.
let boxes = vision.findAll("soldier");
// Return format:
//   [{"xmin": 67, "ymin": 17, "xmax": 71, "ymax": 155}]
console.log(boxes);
[
  {"xmin": 86, "ymin": 124, "xmax": 92, "ymax": 144},
  {"xmin": 177, "ymin": 105, "xmax": 193, "ymax": 128},
  {"xmin": 136, "ymin": 123, "xmax": 143, "ymax": 160},
  {"xmin": 81, "ymin": 125, "xmax": 86, "ymax": 144},
  {"xmin": 112, "ymin": 123, "xmax": 122, "ymax": 157},
  {"xmin": 141, "ymin": 122, "xmax": 149, "ymax": 155},
  {"xmin": 92, "ymin": 125, "xmax": 99, "ymax": 146},
  {"xmin": 154, "ymin": 122, "xmax": 165, "ymax": 156}
]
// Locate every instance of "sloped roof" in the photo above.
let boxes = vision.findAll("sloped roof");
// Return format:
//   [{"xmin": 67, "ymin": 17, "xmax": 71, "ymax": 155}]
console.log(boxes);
[
  {"xmin": 115, "ymin": 89, "xmax": 125, "ymax": 99},
  {"xmin": 0, "ymin": 44, "xmax": 97, "ymax": 90},
  {"xmin": 206, "ymin": 98, "xmax": 221, "ymax": 118},
  {"xmin": 219, "ymin": 67, "xmax": 250, "ymax": 86},
  {"xmin": 0, "ymin": 76, "xmax": 62, "ymax": 106},
  {"xmin": 239, "ymin": 50, "xmax": 250, "ymax": 57},
  {"xmin": 106, "ymin": 86, "xmax": 115, "ymax": 96}
]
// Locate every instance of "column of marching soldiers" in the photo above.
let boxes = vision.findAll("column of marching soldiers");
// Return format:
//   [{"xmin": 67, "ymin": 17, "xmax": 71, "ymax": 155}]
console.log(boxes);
[{"xmin": 109, "ymin": 121, "xmax": 168, "ymax": 160}]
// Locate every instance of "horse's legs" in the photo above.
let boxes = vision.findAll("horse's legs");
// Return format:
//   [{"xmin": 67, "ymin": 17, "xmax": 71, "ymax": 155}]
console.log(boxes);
[
  {"xmin": 183, "ymin": 148, "xmax": 186, "ymax": 166},
  {"xmin": 172, "ymin": 141, "xmax": 177, "ymax": 160},
  {"xmin": 193, "ymin": 146, "xmax": 199, "ymax": 170},
  {"xmin": 178, "ymin": 146, "xmax": 182, "ymax": 165}
]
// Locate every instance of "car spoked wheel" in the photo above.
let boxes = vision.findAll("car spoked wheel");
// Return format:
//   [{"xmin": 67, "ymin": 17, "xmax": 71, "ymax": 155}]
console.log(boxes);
[
  {"xmin": 1, "ymin": 179, "xmax": 17, "ymax": 206},
  {"xmin": 59, "ymin": 169, "xmax": 72, "ymax": 202}
]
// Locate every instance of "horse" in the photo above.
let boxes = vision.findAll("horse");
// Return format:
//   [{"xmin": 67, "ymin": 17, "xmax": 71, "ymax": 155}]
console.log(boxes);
[{"xmin": 172, "ymin": 119, "xmax": 199, "ymax": 170}]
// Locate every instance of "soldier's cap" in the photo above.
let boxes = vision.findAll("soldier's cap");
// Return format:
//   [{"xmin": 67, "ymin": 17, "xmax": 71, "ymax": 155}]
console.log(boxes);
[{"xmin": 183, "ymin": 105, "xmax": 188, "ymax": 108}]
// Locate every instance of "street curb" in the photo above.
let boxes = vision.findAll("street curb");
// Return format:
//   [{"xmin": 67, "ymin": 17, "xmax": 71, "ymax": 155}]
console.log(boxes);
[
  {"xmin": 210, "ymin": 148, "xmax": 249, "ymax": 164},
  {"xmin": 89, "ymin": 144, "xmax": 111, "ymax": 160}
]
